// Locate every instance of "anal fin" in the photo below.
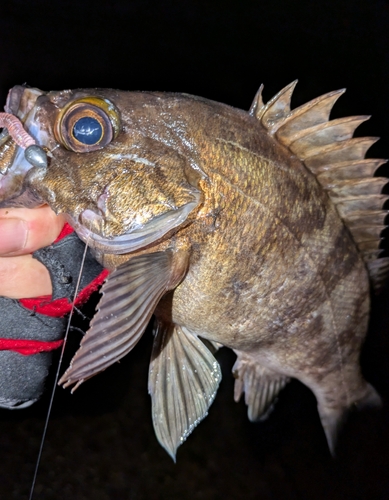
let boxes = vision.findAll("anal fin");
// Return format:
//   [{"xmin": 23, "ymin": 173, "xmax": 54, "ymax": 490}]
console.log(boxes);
[
  {"xmin": 148, "ymin": 322, "xmax": 221, "ymax": 461},
  {"xmin": 233, "ymin": 354, "xmax": 290, "ymax": 421}
]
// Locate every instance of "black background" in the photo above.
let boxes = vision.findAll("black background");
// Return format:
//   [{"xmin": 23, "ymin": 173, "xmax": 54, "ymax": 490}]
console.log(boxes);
[{"xmin": 1, "ymin": 1, "xmax": 389, "ymax": 499}]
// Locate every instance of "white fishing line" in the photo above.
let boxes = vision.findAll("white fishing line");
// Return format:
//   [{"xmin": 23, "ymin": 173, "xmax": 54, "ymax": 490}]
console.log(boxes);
[{"xmin": 29, "ymin": 235, "xmax": 90, "ymax": 500}]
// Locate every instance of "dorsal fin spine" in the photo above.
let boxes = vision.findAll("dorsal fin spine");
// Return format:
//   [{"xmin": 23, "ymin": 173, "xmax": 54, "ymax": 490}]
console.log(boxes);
[
  {"xmin": 315, "ymin": 159, "xmax": 386, "ymax": 180},
  {"xmin": 249, "ymin": 84, "xmax": 265, "ymax": 118},
  {"xmin": 288, "ymin": 116, "xmax": 371, "ymax": 155},
  {"xmin": 260, "ymin": 80, "xmax": 298, "ymax": 130}
]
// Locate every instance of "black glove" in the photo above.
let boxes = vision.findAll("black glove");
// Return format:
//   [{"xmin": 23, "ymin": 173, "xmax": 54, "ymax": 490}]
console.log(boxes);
[{"xmin": 0, "ymin": 225, "xmax": 105, "ymax": 408}]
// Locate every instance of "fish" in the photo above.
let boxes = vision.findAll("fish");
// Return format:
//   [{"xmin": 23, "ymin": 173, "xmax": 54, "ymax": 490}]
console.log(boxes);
[{"xmin": 0, "ymin": 81, "xmax": 386, "ymax": 460}]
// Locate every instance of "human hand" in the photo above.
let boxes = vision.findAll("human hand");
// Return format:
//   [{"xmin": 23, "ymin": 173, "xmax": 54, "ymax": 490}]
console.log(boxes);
[{"xmin": 0, "ymin": 206, "xmax": 66, "ymax": 298}]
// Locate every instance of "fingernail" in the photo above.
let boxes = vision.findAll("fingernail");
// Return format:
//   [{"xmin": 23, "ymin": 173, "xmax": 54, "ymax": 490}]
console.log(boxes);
[{"xmin": 0, "ymin": 218, "xmax": 28, "ymax": 255}]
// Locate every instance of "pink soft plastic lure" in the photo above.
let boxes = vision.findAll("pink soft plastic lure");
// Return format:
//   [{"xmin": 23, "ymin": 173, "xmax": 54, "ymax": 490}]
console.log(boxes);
[
  {"xmin": 0, "ymin": 112, "xmax": 47, "ymax": 169},
  {"xmin": 0, "ymin": 112, "xmax": 35, "ymax": 148}
]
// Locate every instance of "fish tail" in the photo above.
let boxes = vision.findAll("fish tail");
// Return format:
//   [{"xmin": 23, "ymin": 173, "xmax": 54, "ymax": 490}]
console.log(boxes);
[{"xmin": 318, "ymin": 381, "xmax": 381, "ymax": 455}]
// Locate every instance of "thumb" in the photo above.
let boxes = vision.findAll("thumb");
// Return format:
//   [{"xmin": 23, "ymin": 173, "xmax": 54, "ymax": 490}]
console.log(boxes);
[
  {"xmin": 0, "ymin": 206, "xmax": 66, "ymax": 256},
  {"xmin": 0, "ymin": 218, "xmax": 28, "ymax": 255}
]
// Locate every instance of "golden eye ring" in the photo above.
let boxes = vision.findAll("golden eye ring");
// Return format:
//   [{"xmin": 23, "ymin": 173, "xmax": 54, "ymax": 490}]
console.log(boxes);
[{"xmin": 54, "ymin": 97, "xmax": 121, "ymax": 153}]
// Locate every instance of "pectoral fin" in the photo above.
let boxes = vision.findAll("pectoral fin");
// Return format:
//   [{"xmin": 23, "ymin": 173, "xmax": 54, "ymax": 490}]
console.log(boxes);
[
  {"xmin": 59, "ymin": 250, "xmax": 188, "ymax": 390},
  {"xmin": 148, "ymin": 322, "xmax": 222, "ymax": 461}
]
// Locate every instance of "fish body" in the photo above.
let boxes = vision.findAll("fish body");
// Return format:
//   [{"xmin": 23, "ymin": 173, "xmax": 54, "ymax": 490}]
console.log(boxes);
[{"xmin": 0, "ymin": 83, "xmax": 385, "ymax": 458}]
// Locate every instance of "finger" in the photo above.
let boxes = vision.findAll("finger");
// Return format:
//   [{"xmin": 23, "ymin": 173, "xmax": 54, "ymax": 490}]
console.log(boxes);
[
  {"xmin": 0, "ymin": 205, "xmax": 66, "ymax": 256},
  {"xmin": 0, "ymin": 254, "xmax": 52, "ymax": 298}
]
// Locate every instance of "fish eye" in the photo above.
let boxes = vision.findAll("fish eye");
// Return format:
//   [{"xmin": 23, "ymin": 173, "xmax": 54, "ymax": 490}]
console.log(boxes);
[
  {"xmin": 73, "ymin": 116, "xmax": 103, "ymax": 145},
  {"xmin": 54, "ymin": 97, "xmax": 121, "ymax": 152}
]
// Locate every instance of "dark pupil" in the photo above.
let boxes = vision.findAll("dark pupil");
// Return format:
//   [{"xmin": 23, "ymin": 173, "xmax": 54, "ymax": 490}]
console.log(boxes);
[{"xmin": 73, "ymin": 116, "xmax": 102, "ymax": 145}]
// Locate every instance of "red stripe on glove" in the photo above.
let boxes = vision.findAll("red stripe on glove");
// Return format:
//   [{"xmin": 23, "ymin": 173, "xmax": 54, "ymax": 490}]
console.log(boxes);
[
  {"xmin": 53, "ymin": 222, "xmax": 74, "ymax": 243},
  {"xmin": 19, "ymin": 269, "xmax": 109, "ymax": 317},
  {"xmin": 0, "ymin": 338, "xmax": 63, "ymax": 355}
]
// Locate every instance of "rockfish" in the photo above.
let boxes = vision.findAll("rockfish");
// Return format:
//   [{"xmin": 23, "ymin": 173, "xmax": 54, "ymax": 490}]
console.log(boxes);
[{"xmin": 0, "ymin": 82, "xmax": 386, "ymax": 459}]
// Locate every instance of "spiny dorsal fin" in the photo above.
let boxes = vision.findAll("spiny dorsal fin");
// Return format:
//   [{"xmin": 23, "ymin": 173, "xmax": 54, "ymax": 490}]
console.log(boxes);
[{"xmin": 252, "ymin": 81, "xmax": 388, "ymax": 291}]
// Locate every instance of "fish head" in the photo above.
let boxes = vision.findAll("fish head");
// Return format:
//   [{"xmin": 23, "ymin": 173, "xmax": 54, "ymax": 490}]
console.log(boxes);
[{"xmin": 0, "ymin": 86, "xmax": 202, "ymax": 254}]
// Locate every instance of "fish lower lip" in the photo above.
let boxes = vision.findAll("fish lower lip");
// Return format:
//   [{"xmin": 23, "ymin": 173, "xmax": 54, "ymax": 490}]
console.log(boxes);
[{"xmin": 74, "ymin": 196, "xmax": 200, "ymax": 254}]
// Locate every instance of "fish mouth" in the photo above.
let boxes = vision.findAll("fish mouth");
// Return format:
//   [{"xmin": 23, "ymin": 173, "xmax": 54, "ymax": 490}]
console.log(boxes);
[
  {"xmin": 70, "ymin": 195, "xmax": 200, "ymax": 254},
  {"xmin": 0, "ymin": 86, "xmax": 48, "ymax": 207},
  {"xmin": 5, "ymin": 85, "xmax": 43, "ymax": 118}
]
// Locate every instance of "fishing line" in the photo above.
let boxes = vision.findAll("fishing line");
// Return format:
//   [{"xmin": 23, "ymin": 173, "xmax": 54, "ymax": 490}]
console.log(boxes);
[{"xmin": 28, "ymin": 236, "xmax": 90, "ymax": 500}]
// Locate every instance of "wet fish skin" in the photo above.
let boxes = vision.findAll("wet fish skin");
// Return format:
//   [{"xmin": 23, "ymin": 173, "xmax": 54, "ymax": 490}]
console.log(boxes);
[{"xmin": 0, "ymin": 84, "xmax": 383, "ymax": 458}]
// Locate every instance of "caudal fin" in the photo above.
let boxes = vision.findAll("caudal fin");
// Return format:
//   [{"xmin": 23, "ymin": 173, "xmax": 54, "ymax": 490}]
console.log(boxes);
[{"xmin": 318, "ymin": 382, "xmax": 381, "ymax": 454}]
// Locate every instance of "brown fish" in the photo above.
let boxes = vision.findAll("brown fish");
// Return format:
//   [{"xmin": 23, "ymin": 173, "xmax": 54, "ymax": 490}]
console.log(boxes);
[{"xmin": 0, "ymin": 82, "xmax": 386, "ymax": 459}]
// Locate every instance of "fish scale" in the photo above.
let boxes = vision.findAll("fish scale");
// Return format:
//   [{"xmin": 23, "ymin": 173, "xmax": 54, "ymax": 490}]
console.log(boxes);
[{"xmin": 0, "ymin": 81, "xmax": 385, "ymax": 459}]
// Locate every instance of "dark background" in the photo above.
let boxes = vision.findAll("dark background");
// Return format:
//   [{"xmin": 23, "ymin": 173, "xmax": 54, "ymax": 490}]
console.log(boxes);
[{"xmin": 1, "ymin": 0, "xmax": 389, "ymax": 498}]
